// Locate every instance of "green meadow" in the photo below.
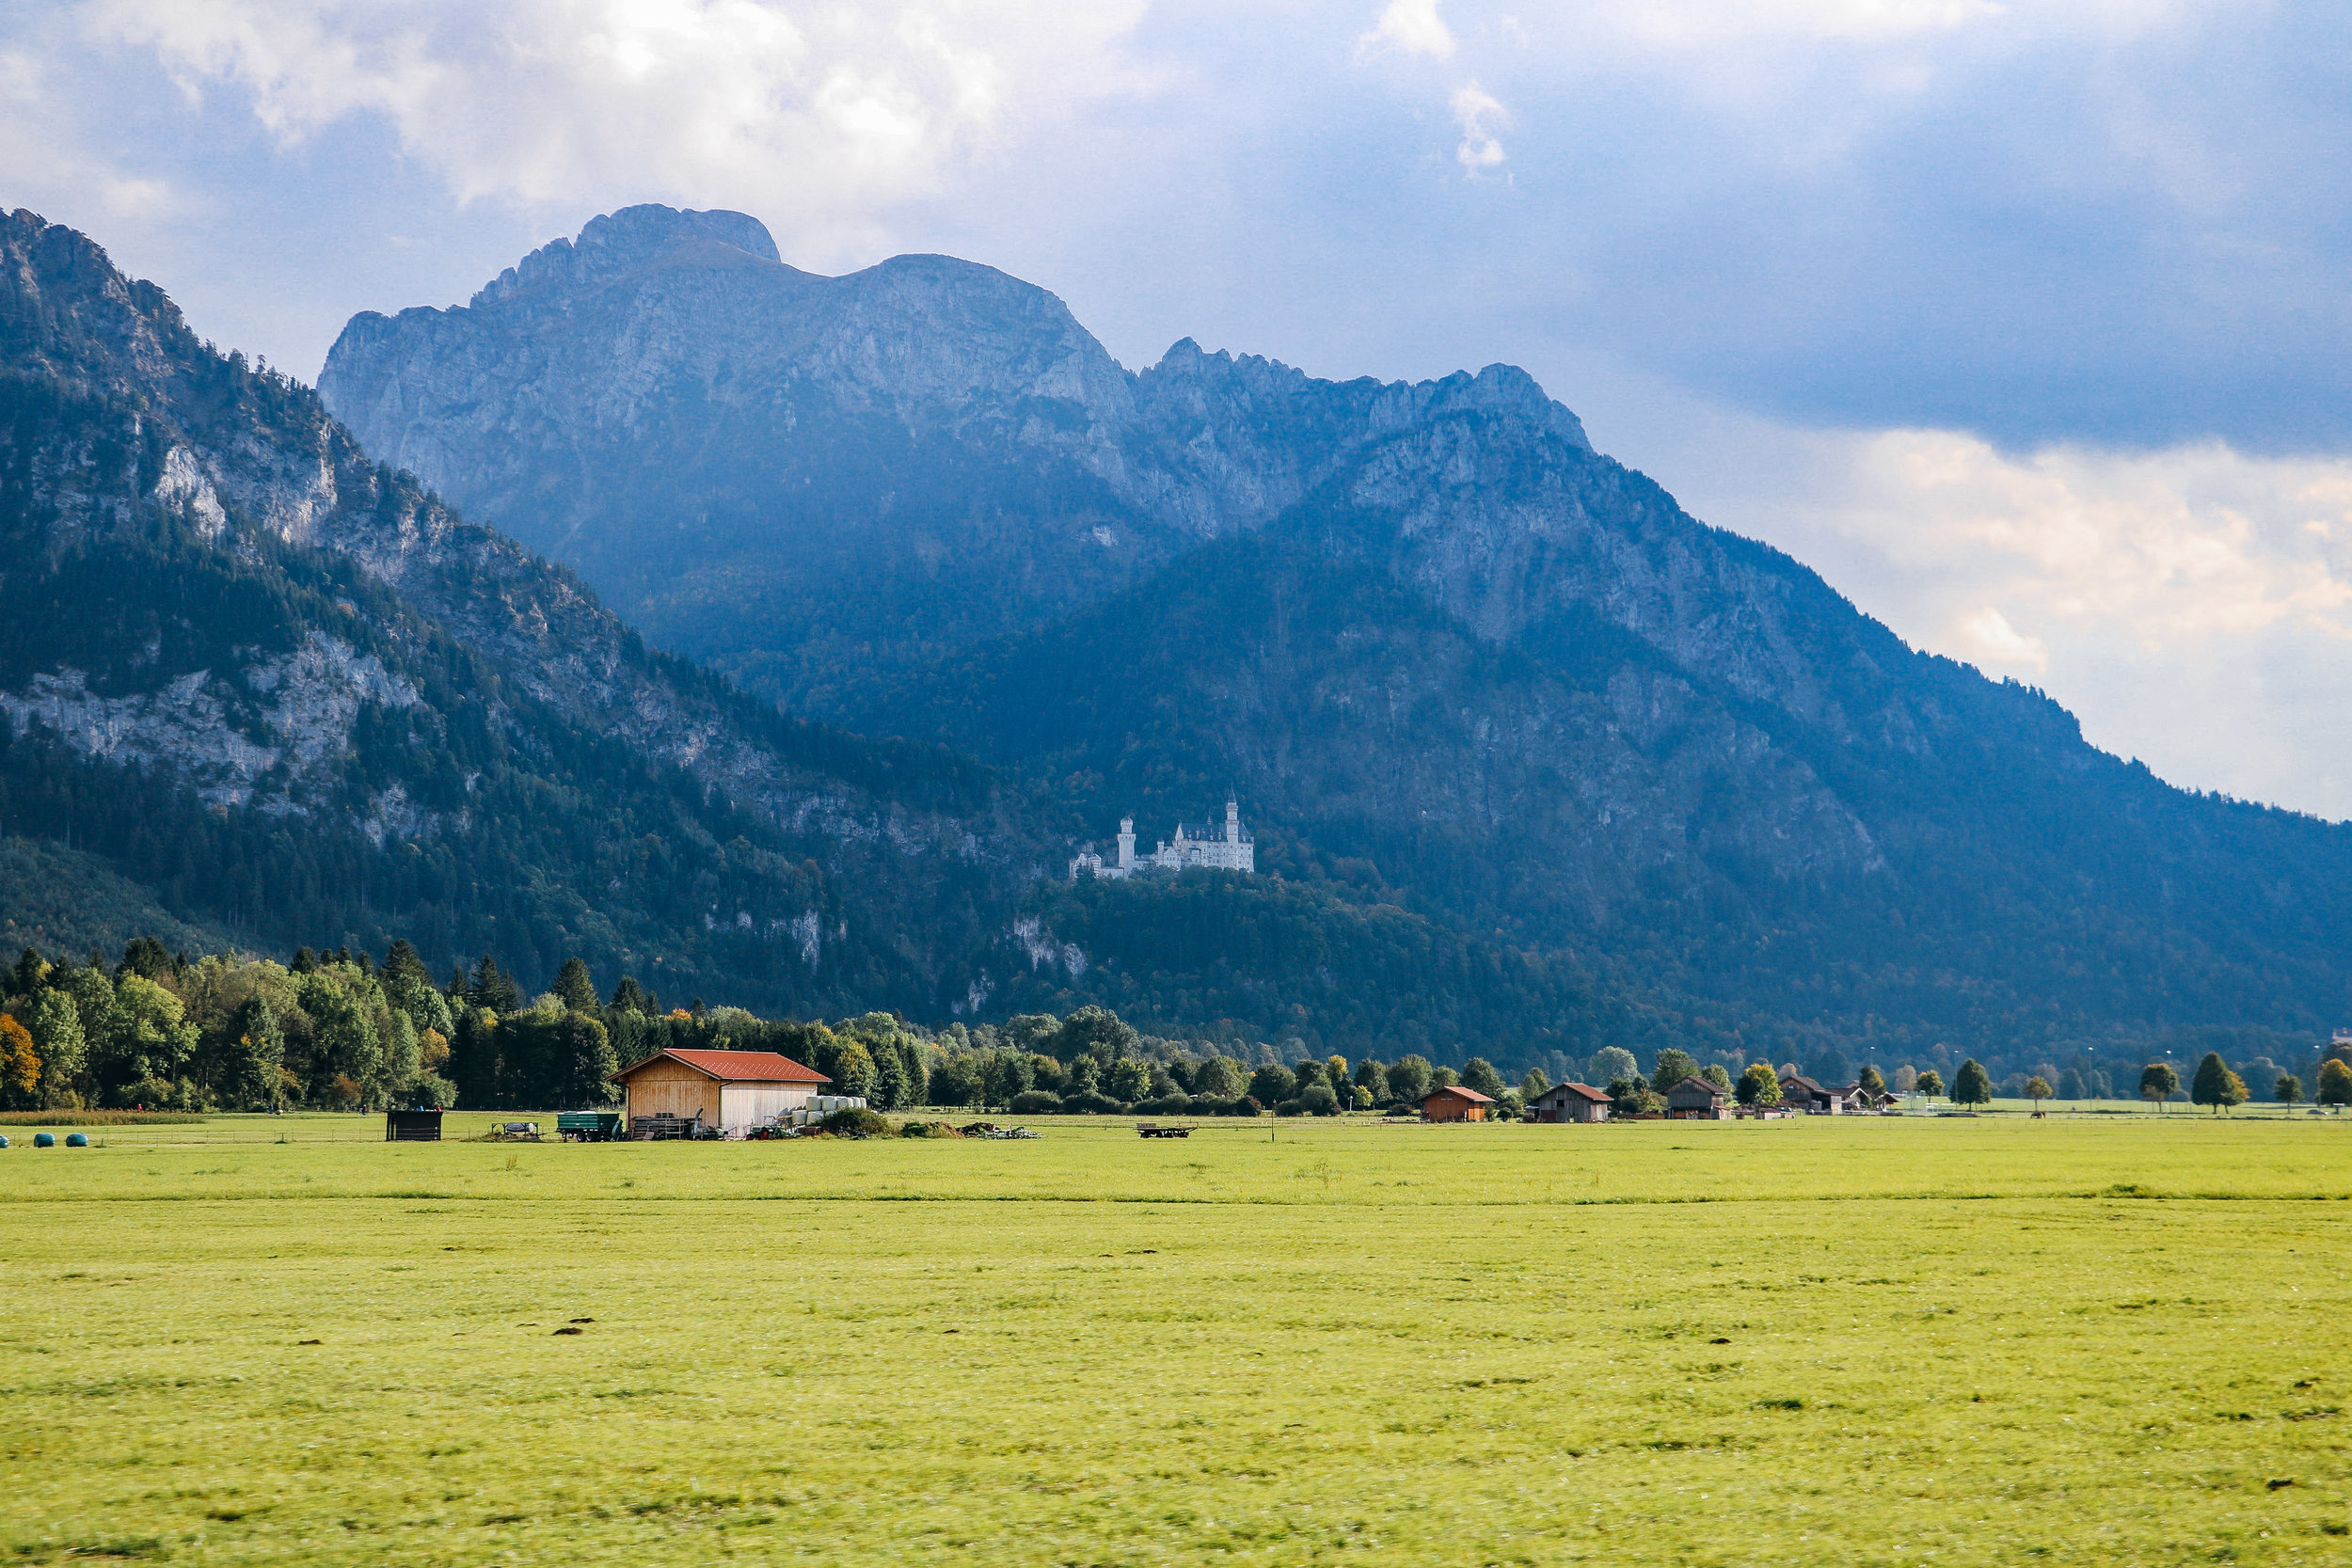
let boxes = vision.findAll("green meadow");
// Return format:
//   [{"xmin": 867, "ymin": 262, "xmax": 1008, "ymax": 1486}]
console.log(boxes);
[{"xmin": 2, "ymin": 1114, "xmax": 2347, "ymax": 1565}]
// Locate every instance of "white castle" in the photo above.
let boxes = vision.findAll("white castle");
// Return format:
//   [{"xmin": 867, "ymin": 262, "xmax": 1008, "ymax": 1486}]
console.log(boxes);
[{"xmin": 1069, "ymin": 800, "xmax": 1255, "ymax": 879}]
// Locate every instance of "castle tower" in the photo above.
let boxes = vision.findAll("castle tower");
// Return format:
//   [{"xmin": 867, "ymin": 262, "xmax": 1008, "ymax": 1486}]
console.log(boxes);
[
  {"xmin": 1117, "ymin": 816, "xmax": 1136, "ymax": 872},
  {"xmin": 1225, "ymin": 800, "xmax": 1241, "ymax": 844}
]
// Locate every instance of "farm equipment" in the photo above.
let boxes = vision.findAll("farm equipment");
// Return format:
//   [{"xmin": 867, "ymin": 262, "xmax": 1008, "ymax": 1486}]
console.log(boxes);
[
  {"xmin": 1136, "ymin": 1123, "xmax": 1192, "ymax": 1138},
  {"xmin": 557, "ymin": 1111, "xmax": 625, "ymax": 1142}
]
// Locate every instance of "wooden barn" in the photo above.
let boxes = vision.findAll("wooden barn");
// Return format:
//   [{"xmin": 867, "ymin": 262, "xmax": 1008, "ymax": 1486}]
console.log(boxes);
[
  {"xmin": 1528, "ymin": 1082, "xmax": 1613, "ymax": 1123},
  {"xmin": 1665, "ymin": 1078, "xmax": 1729, "ymax": 1119},
  {"xmin": 612, "ymin": 1048, "xmax": 829, "ymax": 1135},
  {"xmin": 1779, "ymin": 1074, "xmax": 1850, "ymax": 1115},
  {"xmin": 1422, "ymin": 1085, "xmax": 1495, "ymax": 1122}
]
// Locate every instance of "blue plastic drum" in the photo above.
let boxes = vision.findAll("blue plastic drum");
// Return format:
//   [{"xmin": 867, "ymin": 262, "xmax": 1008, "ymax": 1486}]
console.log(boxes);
[
  {"xmin": 0, "ymin": 1133, "xmax": 9, "ymax": 1148},
  {"xmin": 65, "ymin": 1132, "xmax": 88, "ymax": 1148},
  {"xmin": 33, "ymin": 1132, "xmax": 55, "ymax": 1148}
]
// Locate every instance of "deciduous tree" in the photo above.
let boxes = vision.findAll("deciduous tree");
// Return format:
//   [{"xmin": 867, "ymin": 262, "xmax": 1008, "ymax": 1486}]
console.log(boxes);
[
  {"xmin": 1915, "ymin": 1069, "xmax": 1944, "ymax": 1098},
  {"xmin": 2140, "ymin": 1062, "xmax": 2181, "ymax": 1111},
  {"xmin": 2275, "ymin": 1073, "xmax": 2303, "ymax": 1105},
  {"xmin": 0, "ymin": 1013, "xmax": 40, "ymax": 1106},
  {"xmin": 2190, "ymin": 1052, "xmax": 2248, "ymax": 1114},
  {"xmin": 1737, "ymin": 1063, "xmax": 1781, "ymax": 1107},
  {"xmin": 2313, "ymin": 1058, "xmax": 2350, "ymax": 1106},
  {"xmin": 1952, "ymin": 1059, "xmax": 1994, "ymax": 1107}
]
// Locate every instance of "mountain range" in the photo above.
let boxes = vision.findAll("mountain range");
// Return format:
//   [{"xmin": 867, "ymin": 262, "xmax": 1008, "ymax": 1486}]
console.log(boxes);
[{"xmin": 3, "ymin": 200, "xmax": 2346, "ymax": 1081}]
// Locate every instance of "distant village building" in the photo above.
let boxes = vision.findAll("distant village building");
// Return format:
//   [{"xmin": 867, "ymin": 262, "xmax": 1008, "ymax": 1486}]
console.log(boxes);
[
  {"xmin": 1529, "ymin": 1082, "xmax": 1613, "ymax": 1123},
  {"xmin": 1070, "ymin": 800, "xmax": 1255, "ymax": 879},
  {"xmin": 1665, "ymin": 1078, "xmax": 1730, "ymax": 1119},
  {"xmin": 1422, "ymin": 1085, "xmax": 1495, "ymax": 1122}
]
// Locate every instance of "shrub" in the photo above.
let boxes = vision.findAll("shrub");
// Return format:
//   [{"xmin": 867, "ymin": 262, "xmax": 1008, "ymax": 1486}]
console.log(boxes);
[
  {"xmin": 1008, "ymin": 1089, "xmax": 1065, "ymax": 1115},
  {"xmin": 819, "ymin": 1107, "xmax": 889, "ymax": 1137},
  {"xmin": 1132, "ymin": 1093, "xmax": 1192, "ymax": 1116},
  {"xmin": 1060, "ymin": 1089, "xmax": 1129, "ymax": 1115},
  {"xmin": 899, "ymin": 1119, "xmax": 962, "ymax": 1138},
  {"xmin": 1274, "ymin": 1098, "xmax": 1306, "ymax": 1117},
  {"xmin": 1297, "ymin": 1084, "xmax": 1340, "ymax": 1117}
]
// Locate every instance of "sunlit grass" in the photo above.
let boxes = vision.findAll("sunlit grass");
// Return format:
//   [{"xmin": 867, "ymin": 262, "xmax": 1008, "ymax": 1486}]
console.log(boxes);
[{"xmin": 1, "ymin": 1117, "xmax": 2346, "ymax": 1564}]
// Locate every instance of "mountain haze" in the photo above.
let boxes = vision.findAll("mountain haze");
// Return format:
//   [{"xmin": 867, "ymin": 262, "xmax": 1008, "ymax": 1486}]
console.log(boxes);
[{"xmin": 323, "ymin": 206, "xmax": 2352, "ymax": 1069}]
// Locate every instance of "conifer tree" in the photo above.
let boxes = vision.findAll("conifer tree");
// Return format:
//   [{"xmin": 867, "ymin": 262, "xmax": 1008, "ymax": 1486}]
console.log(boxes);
[
  {"xmin": 609, "ymin": 975, "xmax": 653, "ymax": 1014},
  {"xmin": 552, "ymin": 957, "xmax": 598, "ymax": 1013}
]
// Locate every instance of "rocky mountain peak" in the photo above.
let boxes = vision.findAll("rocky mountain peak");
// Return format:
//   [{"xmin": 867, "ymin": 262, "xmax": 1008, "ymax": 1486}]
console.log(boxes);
[{"xmin": 469, "ymin": 203, "xmax": 785, "ymax": 309}]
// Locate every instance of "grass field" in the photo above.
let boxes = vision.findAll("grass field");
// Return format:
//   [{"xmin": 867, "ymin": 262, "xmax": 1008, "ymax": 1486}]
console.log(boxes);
[{"xmin": 2, "ymin": 1113, "xmax": 2347, "ymax": 1564}]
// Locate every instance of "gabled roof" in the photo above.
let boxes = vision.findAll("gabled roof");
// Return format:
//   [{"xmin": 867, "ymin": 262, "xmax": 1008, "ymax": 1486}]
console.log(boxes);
[
  {"xmin": 1665, "ymin": 1076, "xmax": 1726, "ymax": 1099},
  {"xmin": 1780, "ymin": 1074, "xmax": 1827, "ymax": 1097},
  {"xmin": 1556, "ymin": 1082, "xmax": 1613, "ymax": 1102},
  {"xmin": 1425, "ymin": 1085, "xmax": 1496, "ymax": 1103},
  {"xmin": 614, "ymin": 1048, "xmax": 829, "ymax": 1085}
]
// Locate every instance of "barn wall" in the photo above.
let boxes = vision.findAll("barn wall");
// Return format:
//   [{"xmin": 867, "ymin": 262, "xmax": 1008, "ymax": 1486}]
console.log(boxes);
[
  {"xmin": 623, "ymin": 1061, "xmax": 717, "ymax": 1124},
  {"xmin": 718, "ymin": 1084, "xmax": 811, "ymax": 1131}
]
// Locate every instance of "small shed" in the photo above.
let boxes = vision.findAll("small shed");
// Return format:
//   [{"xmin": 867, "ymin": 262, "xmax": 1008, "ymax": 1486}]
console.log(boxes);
[
  {"xmin": 1422, "ymin": 1085, "xmax": 1495, "ymax": 1122},
  {"xmin": 385, "ymin": 1109, "xmax": 443, "ymax": 1142},
  {"xmin": 1529, "ymin": 1082, "xmax": 1613, "ymax": 1124},
  {"xmin": 613, "ymin": 1048, "xmax": 830, "ymax": 1134},
  {"xmin": 1665, "ymin": 1078, "xmax": 1729, "ymax": 1119}
]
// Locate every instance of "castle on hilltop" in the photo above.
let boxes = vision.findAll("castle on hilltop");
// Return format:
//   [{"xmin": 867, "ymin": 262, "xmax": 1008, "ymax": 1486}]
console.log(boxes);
[{"xmin": 1069, "ymin": 800, "xmax": 1255, "ymax": 879}]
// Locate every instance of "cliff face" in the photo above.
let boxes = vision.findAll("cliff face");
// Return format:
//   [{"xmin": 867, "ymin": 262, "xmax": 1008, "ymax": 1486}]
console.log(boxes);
[
  {"xmin": 0, "ymin": 207, "xmax": 1049, "ymax": 1012},
  {"xmin": 320, "ymin": 206, "xmax": 2352, "ymax": 1062}
]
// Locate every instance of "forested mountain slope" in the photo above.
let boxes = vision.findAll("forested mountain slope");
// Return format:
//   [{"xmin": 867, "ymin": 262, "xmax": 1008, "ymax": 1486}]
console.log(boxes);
[
  {"xmin": 323, "ymin": 205, "xmax": 2352, "ymax": 1069},
  {"xmin": 2, "ymin": 210, "xmax": 1597, "ymax": 1060},
  {"xmin": 0, "ymin": 207, "xmax": 1051, "ymax": 1016}
]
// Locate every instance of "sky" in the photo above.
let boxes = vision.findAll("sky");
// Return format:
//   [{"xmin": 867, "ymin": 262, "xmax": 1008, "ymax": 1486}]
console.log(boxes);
[{"xmin": 8, "ymin": 0, "xmax": 2352, "ymax": 816}]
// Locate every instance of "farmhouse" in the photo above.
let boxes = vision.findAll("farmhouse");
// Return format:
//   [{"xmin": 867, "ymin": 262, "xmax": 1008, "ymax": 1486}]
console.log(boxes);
[
  {"xmin": 1528, "ymin": 1082, "xmax": 1613, "ymax": 1123},
  {"xmin": 1664, "ymin": 1077, "xmax": 1730, "ymax": 1119},
  {"xmin": 612, "ymin": 1048, "xmax": 829, "ymax": 1135},
  {"xmin": 1779, "ymin": 1074, "xmax": 1851, "ymax": 1115},
  {"xmin": 1422, "ymin": 1085, "xmax": 1495, "ymax": 1122}
]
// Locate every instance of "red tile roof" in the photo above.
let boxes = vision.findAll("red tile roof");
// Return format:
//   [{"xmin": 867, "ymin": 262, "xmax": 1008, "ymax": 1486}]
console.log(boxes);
[
  {"xmin": 1424, "ymin": 1085, "xmax": 1495, "ymax": 1103},
  {"xmin": 616, "ymin": 1048, "xmax": 829, "ymax": 1084}
]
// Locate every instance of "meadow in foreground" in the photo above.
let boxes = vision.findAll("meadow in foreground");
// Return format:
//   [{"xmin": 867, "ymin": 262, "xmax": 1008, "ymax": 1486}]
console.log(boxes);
[{"xmin": 1, "ymin": 1115, "xmax": 2345, "ymax": 1564}]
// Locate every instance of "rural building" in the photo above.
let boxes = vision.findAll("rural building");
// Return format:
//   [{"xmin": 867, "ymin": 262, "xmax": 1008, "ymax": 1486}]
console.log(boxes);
[
  {"xmin": 385, "ymin": 1109, "xmax": 442, "ymax": 1141},
  {"xmin": 1780, "ymin": 1075, "xmax": 1851, "ymax": 1114},
  {"xmin": 1422, "ymin": 1085, "xmax": 1495, "ymax": 1122},
  {"xmin": 1665, "ymin": 1078, "xmax": 1729, "ymax": 1119},
  {"xmin": 612, "ymin": 1048, "xmax": 829, "ymax": 1134},
  {"xmin": 1528, "ymin": 1082, "xmax": 1613, "ymax": 1123}
]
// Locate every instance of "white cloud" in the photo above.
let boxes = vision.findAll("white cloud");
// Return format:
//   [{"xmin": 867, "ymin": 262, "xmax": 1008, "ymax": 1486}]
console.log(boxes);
[
  {"xmin": 0, "ymin": 39, "xmax": 176, "ymax": 219},
  {"xmin": 1359, "ymin": 0, "xmax": 1455, "ymax": 59},
  {"xmin": 84, "ymin": 0, "xmax": 1149, "ymax": 263},
  {"xmin": 1451, "ymin": 79, "xmax": 1507, "ymax": 174},
  {"xmin": 1955, "ymin": 606, "xmax": 2048, "ymax": 672}
]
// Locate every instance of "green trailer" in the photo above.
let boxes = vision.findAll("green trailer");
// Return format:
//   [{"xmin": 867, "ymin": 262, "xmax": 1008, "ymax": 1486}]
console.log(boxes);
[{"xmin": 557, "ymin": 1111, "xmax": 625, "ymax": 1143}]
